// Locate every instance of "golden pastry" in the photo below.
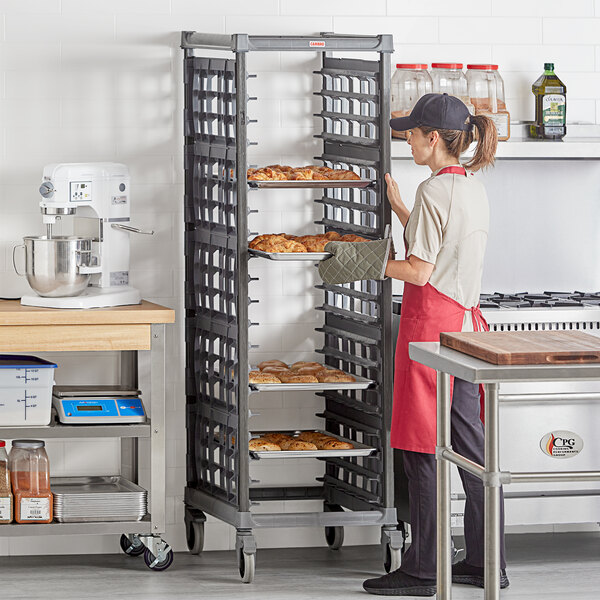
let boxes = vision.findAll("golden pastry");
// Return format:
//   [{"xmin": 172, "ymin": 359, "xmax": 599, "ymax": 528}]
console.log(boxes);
[
  {"xmin": 324, "ymin": 231, "xmax": 342, "ymax": 241},
  {"xmin": 261, "ymin": 433, "xmax": 294, "ymax": 445},
  {"xmin": 258, "ymin": 360, "xmax": 288, "ymax": 370},
  {"xmin": 289, "ymin": 168, "xmax": 314, "ymax": 180},
  {"xmin": 321, "ymin": 439, "xmax": 354, "ymax": 450},
  {"xmin": 278, "ymin": 373, "xmax": 319, "ymax": 384},
  {"xmin": 296, "ymin": 431, "xmax": 331, "ymax": 443},
  {"xmin": 313, "ymin": 436, "xmax": 339, "ymax": 449},
  {"xmin": 340, "ymin": 234, "xmax": 368, "ymax": 242},
  {"xmin": 316, "ymin": 372, "xmax": 356, "ymax": 383},
  {"xmin": 261, "ymin": 366, "xmax": 292, "ymax": 375},
  {"xmin": 249, "ymin": 371, "xmax": 281, "ymax": 384},
  {"xmin": 328, "ymin": 169, "xmax": 360, "ymax": 180},
  {"xmin": 290, "ymin": 361, "xmax": 323, "ymax": 371},
  {"xmin": 251, "ymin": 235, "xmax": 307, "ymax": 253},
  {"xmin": 294, "ymin": 365, "xmax": 324, "ymax": 375},
  {"xmin": 249, "ymin": 438, "xmax": 281, "ymax": 451},
  {"xmin": 280, "ymin": 439, "xmax": 318, "ymax": 451}
]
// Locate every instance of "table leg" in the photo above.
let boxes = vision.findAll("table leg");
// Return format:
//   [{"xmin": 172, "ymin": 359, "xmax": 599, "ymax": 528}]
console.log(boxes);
[
  {"xmin": 150, "ymin": 323, "xmax": 166, "ymax": 535},
  {"xmin": 436, "ymin": 371, "xmax": 452, "ymax": 599},
  {"xmin": 484, "ymin": 382, "xmax": 500, "ymax": 600}
]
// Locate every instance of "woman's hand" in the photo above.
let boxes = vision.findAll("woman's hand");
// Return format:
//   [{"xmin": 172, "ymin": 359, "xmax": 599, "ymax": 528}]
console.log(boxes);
[{"xmin": 385, "ymin": 173, "xmax": 410, "ymax": 227}]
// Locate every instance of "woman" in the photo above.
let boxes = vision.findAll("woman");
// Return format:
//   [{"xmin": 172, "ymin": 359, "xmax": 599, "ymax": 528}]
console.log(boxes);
[{"xmin": 363, "ymin": 93, "xmax": 508, "ymax": 596}]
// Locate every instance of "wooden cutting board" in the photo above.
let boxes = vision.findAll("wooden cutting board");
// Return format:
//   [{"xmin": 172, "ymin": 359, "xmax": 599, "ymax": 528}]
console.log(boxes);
[{"xmin": 440, "ymin": 331, "xmax": 600, "ymax": 365}]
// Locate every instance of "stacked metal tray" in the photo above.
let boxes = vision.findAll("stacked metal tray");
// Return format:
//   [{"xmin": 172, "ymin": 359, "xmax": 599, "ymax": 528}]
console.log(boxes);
[
  {"xmin": 249, "ymin": 430, "xmax": 376, "ymax": 459},
  {"xmin": 247, "ymin": 179, "xmax": 375, "ymax": 189},
  {"xmin": 52, "ymin": 476, "xmax": 147, "ymax": 523},
  {"xmin": 249, "ymin": 248, "xmax": 330, "ymax": 261}
]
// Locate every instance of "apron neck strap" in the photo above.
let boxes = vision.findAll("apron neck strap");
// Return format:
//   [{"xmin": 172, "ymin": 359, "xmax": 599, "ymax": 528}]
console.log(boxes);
[{"xmin": 436, "ymin": 166, "xmax": 467, "ymax": 177}]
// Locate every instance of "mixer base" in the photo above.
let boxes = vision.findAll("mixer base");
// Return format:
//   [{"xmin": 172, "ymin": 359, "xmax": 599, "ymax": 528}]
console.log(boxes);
[{"xmin": 21, "ymin": 286, "xmax": 141, "ymax": 309}]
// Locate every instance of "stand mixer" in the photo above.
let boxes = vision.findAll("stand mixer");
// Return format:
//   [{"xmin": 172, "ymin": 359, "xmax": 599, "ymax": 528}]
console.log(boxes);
[{"xmin": 19, "ymin": 163, "xmax": 153, "ymax": 309}]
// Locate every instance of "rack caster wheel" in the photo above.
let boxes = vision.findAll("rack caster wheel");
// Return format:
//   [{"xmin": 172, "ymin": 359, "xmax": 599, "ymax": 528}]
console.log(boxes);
[
  {"xmin": 238, "ymin": 548, "xmax": 256, "ymax": 583},
  {"xmin": 186, "ymin": 520, "xmax": 205, "ymax": 555},
  {"xmin": 144, "ymin": 547, "xmax": 174, "ymax": 571},
  {"xmin": 324, "ymin": 503, "xmax": 344, "ymax": 550},
  {"xmin": 119, "ymin": 534, "xmax": 145, "ymax": 557},
  {"xmin": 384, "ymin": 542, "xmax": 402, "ymax": 573}
]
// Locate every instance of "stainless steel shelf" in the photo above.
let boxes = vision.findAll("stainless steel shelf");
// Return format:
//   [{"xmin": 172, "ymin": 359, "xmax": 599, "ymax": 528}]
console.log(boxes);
[
  {"xmin": 0, "ymin": 516, "xmax": 152, "ymax": 537},
  {"xmin": 0, "ymin": 422, "xmax": 151, "ymax": 439}
]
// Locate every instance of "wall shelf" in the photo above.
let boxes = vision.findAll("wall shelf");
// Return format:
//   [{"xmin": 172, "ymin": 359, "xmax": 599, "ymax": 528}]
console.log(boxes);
[
  {"xmin": 392, "ymin": 137, "xmax": 600, "ymax": 160},
  {"xmin": 0, "ymin": 422, "xmax": 151, "ymax": 440},
  {"xmin": 392, "ymin": 124, "xmax": 600, "ymax": 160},
  {"xmin": 0, "ymin": 518, "xmax": 152, "ymax": 537}
]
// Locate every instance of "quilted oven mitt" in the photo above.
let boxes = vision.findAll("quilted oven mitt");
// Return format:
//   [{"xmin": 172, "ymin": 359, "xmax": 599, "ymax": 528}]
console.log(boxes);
[{"xmin": 318, "ymin": 237, "xmax": 392, "ymax": 284}]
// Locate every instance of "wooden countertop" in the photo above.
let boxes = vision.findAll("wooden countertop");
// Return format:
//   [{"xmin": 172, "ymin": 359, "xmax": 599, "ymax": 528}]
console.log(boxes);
[{"xmin": 0, "ymin": 300, "xmax": 175, "ymax": 326}]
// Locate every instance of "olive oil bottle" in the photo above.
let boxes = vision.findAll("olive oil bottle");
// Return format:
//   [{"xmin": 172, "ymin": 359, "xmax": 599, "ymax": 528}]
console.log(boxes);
[{"xmin": 530, "ymin": 63, "xmax": 566, "ymax": 140}]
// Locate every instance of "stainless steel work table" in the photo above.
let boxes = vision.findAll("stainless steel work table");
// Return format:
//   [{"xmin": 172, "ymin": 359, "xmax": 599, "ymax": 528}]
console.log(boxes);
[
  {"xmin": 0, "ymin": 300, "xmax": 175, "ymax": 568},
  {"xmin": 409, "ymin": 341, "xmax": 600, "ymax": 600}
]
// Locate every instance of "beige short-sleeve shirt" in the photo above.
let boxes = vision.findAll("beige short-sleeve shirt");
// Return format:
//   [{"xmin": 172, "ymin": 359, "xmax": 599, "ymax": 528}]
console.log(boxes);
[{"xmin": 404, "ymin": 165, "xmax": 489, "ymax": 332}]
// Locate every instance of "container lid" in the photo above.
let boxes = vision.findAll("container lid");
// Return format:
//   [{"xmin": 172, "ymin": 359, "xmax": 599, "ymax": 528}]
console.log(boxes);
[
  {"xmin": 0, "ymin": 441, "xmax": 5, "ymax": 448},
  {"xmin": 12, "ymin": 440, "xmax": 45, "ymax": 449},
  {"xmin": 396, "ymin": 63, "xmax": 428, "ymax": 69},
  {"xmin": 0, "ymin": 355, "xmax": 57, "ymax": 369},
  {"xmin": 431, "ymin": 63, "xmax": 463, "ymax": 69},
  {"xmin": 466, "ymin": 64, "xmax": 498, "ymax": 70}
]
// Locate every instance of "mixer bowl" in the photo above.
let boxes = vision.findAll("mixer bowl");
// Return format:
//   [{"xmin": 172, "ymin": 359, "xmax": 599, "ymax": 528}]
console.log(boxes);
[{"xmin": 16, "ymin": 236, "xmax": 95, "ymax": 298}]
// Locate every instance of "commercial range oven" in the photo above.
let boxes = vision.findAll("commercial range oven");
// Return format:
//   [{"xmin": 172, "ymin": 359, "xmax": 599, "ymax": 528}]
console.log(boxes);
[{"xmin": 393, "ymin": 292, "xmax": 600, "ymax": 530}]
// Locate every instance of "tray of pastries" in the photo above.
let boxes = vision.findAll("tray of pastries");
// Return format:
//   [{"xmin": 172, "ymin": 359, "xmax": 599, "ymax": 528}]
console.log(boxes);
[
  {"xmin": 247, "ymin": 165, "xmax": 374, "ymax": 188},
  {"xmin": 249, "ymin": 360, "xmax": 373, "ymax": 391},
  {"xmin": 249, "ymin": 430, "xmax": 376, "ymax": 459},
  {"xmin": 248, "ymin": 231, "xmax": 369, "ymax": 261}
]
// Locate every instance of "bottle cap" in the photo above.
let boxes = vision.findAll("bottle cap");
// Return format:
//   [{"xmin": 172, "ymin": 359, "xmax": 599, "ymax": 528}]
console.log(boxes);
[
  {"xmin": 466, "ymin": 64, "xmax": 498, "ymax": 70},
  {"xmin": 431, "ymin": 63, "xmax": 463, "ymax": 69},
  {"xmin": 0, "ymin": 441, "xmax": 5, "ymax": 448},
  {"xmin": 396, "ymin": 64, "xmax": 428, "ymax": 69},
  {"xmin": 12, "ymin": 440, "xmax": 45, "ymax": 449},
  {"xmin": 544, "ymin": 62, "xmax": 554, "ymax": 70}
]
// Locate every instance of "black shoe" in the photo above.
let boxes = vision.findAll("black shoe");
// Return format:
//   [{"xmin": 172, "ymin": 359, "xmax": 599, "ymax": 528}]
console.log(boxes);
[
  {"xmin": 452, "ymin": 559, "xmax": 510, "ymax": 589},
  {"xmin": 363, "ymin": 569, "xmax": 436, "ymax": 596}
]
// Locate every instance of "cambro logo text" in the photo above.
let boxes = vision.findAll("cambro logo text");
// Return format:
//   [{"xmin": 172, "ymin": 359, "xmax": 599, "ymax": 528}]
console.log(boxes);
[{"xmin": 540, "ymin": 431, "xmax": 583, "ymax": 459}]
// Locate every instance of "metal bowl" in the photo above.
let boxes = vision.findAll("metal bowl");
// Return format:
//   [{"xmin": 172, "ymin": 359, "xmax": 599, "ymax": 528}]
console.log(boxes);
[{"xmin": 16, "ymin": 236, "xmax": 95, "ymax": 298}]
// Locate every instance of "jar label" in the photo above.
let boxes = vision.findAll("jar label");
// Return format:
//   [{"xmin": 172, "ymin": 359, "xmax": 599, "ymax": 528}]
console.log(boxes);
[
  {"xmin": 0, "ymin": 497, "xmax": 11, "ymax": 521},
  {"xmin": 20, "ymin": 497, "xmax": 50, "ymax": 521},
  {"xmin": 542, "ymin": 94, "xmax": 566, "ymax": 125}
]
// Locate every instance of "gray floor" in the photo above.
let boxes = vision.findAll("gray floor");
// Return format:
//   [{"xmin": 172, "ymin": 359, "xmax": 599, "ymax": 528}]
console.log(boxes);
[{"xmin": 0, "ymin": 532, "xmax": 599, "ymax": 599}]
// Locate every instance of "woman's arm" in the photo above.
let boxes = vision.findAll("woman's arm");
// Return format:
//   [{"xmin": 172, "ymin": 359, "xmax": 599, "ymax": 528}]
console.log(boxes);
[
  {"xmin": 385, "ymin": 254, "xmax": 434, "ymax": 286},
  {"xmin": 385, "ymin": 173, "xmax": 410, "ymax": 227}
]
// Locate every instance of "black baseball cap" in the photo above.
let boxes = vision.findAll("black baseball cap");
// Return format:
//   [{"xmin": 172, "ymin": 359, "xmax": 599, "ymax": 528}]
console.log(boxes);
[{"xmin": 390, "ymin": 93, "xmax": 472, "ymax": 132}]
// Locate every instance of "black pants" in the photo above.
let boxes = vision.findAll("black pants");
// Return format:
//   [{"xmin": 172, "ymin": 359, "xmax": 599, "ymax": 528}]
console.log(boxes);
[{"xmin": 399, "ymin": 377, "xmax": 507, "ymax": 580}]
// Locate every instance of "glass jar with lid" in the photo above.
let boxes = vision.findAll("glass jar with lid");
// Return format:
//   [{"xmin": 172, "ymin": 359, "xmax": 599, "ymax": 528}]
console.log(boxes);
[
  {"xmin": 391, "ymin": 64, "xmax": 433, "ymax": 139},
  {"xmin": 0, "ymin": 441, "xmax": 12, "ymax": 524},
  {"xmin": 9, "ymin": 440, "xmax": 53, "ymax": 524},
  {"xmin": 430, "ymin": 63, "xmax": 473, "ymax": 113},
  {"xmin": 466, "ymin": 64, "xmax": 510, "ymax": 140}
]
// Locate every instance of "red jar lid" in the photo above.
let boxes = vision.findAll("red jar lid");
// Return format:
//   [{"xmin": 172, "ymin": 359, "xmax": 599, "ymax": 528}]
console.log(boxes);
[
  {"xmin": 431, "ymin": 63, "xmax": 463, "ymax": 69},
  {"xmin": 467, "ymin": 64, "xmax": 498, "ymax": 70},
  {"xmin": 0, "ymin": 441, "xmax": 5, "ymax": 448},
  {"xmin": 396, "ymin": 63, "xmax": 428, "ymax": 69}
]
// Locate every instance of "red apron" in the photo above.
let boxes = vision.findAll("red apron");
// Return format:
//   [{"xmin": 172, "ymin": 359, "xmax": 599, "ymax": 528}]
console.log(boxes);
[{"xmin": 390, "ymin": 166, "xmax": 489, "ymax": 454}]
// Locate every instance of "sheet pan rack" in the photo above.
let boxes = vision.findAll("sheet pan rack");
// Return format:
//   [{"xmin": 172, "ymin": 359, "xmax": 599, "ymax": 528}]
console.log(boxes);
[{"xmin": 182, "ymin": 31, "xmax": 402, "ymax": 583}]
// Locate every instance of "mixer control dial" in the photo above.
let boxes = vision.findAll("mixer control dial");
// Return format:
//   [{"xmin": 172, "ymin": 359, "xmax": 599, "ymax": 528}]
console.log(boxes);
[{"xmin": 39, "ymin": 181, "xmax": 55, "ymax": 198}]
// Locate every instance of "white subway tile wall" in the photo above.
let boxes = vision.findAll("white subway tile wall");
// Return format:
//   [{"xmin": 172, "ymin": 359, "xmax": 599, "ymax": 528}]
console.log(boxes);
[{"xmin": 0, "ymin": 2, "xmax": 599, "ymax": 557}]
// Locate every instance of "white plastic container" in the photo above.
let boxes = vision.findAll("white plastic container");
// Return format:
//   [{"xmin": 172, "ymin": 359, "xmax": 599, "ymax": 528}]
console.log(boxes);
[{"xmin": 0, "ymin": 356, "xmax": 57, "ymax": 426}]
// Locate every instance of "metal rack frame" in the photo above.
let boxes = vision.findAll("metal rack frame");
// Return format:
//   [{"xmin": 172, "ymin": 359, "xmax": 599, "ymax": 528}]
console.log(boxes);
[{"xmin": 181, "ymin": 31, "xmax": 401, "ymax": 582}]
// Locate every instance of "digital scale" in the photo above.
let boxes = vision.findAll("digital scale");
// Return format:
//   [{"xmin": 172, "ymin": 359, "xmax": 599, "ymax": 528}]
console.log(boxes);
[{"xmin": 52, "ymin": 386, "xmax": 146, "ymax": 424}]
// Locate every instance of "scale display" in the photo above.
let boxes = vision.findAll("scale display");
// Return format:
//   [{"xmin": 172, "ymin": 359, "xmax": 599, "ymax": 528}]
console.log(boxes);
[{"xmin": 53, "ymin": 396, "xmax": 146, "ymax": 424}]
